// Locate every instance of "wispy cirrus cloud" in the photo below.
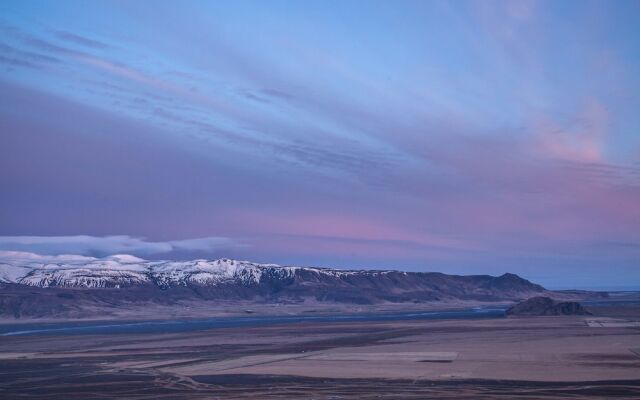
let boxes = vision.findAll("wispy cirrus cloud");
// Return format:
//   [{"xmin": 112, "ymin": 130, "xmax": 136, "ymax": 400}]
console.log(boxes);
[{"xmin": 53, "ymin": 30, "xmax": 110, "ymax": 49}]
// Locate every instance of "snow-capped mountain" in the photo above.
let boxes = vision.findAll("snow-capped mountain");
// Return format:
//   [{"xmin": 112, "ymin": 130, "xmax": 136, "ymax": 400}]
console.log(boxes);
[
  {"xmin": 0, "ymin": 251, "xmax": 557, "ymax": 319},
  {"xmin": 0, "ymin": 253, "xmax": 290, "ymax": 288}
]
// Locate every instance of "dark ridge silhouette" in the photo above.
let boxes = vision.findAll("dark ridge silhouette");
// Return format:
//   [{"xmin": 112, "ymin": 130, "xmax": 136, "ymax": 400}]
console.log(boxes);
[{"xmin": 506, "ymin": 296, "xmax": 592, "ymax": 316}]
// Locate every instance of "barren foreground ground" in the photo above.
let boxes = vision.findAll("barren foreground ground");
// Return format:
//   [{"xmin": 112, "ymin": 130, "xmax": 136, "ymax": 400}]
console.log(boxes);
[{"xmin": 0, "ymin": 306, "xmax": 639, "ymax": 399}]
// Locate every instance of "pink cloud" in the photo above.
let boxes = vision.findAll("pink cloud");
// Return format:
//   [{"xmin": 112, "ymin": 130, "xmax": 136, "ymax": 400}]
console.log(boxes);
[
  {"xmin": 232, "ymin": 211, "xmax": 481, "ymax": 252},
  {"xmin": 533, "ymin": 97, "xmax": 609, "ymax": 163}
]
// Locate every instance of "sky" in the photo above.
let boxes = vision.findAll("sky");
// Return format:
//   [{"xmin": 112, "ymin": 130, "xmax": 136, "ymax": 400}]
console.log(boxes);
[{"xmin": 1, "ymin": 0, "xmax": 639, "ymax": 289}]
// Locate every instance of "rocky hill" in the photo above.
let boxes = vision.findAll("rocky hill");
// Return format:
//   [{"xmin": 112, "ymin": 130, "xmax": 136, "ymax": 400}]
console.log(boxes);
[{"xmin": 506, "ymin": 296, "xmax": 592, "ymax": 316}]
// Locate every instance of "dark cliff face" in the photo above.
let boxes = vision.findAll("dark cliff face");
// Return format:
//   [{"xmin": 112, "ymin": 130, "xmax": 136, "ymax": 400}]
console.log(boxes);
[
  {"xmin": 272, "ymin": 270, "xmax": 545, "ymax": 304},
  {"xmin": 506, "ymin": 296, "xmax": 591, "ymax": 316}
]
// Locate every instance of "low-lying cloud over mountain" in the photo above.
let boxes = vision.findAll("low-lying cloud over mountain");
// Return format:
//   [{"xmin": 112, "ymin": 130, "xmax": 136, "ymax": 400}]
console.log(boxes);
[{"xmin": 0, "ymin": 236, "xmax": 242, "ymax": 258}]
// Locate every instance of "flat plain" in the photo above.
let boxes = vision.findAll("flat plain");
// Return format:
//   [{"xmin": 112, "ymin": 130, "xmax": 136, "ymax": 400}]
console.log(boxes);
[{"xmin": 0, "ymin": 304, "xmax": 639, "ymax": 399}]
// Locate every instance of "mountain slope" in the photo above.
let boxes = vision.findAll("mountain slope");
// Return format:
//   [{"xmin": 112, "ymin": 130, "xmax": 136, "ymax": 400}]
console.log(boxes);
[{"xmin": 0, "ymin": 253, "xmax": 547, "ymax": 311}]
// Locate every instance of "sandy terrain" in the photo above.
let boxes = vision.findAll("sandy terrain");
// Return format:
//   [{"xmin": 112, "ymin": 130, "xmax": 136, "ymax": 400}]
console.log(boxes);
[
  {"xmin": 0, "ymin": 305, "xmax": 638, "ymax": 398},
  {"xmin": 586, "ymin": 318, "xmax": 640, "ymax": 328}
]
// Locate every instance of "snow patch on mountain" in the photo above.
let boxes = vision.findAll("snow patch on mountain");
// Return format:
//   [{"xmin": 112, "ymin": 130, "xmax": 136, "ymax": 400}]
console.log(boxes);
[
  {"xmin": 0, "ymin": 252, "xmax": 303, "ymax": 289},
  {"xmin": 0, "ymin": 263, "xmax": 32, "ymax": 283}
]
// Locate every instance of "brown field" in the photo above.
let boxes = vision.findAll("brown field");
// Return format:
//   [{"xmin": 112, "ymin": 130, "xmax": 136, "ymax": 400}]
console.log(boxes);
[{"xmin": 0, "ymin": 305, "xmax": 639, "ymax": 399}]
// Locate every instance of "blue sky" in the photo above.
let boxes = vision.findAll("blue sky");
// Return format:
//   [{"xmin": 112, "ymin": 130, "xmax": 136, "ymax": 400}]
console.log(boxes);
[{"xmin": 1, "ymin": 0, "xmax": 639, "ymax": 289}]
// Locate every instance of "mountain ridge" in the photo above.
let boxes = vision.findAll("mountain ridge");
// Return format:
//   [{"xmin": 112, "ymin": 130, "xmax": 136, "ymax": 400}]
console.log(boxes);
[
  {"xmin": 0, "ymin": 253, "xmax": 605, "ymax": 319},
  {"xmin": 1, "ymin": 254, "xmax": 541, "ymax": 291}
]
